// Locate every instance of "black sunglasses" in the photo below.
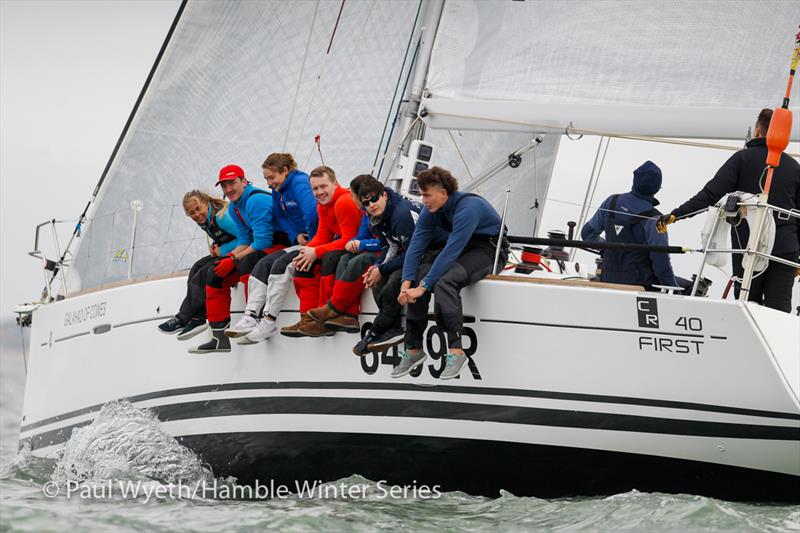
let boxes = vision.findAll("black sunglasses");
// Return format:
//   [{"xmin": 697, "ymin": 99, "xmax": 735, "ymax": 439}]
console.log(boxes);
[{"xmin": 360, "ymin": 193, "xmax": 382, "ymax": 206}]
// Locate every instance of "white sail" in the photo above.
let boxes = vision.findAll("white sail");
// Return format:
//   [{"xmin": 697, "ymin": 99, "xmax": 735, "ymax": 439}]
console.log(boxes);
[
  {"xmin": 71, "ymin": 0, "xmax": 422, "ymax": 291},
  {"xmin": 422, "ymin": 0, "xmax": 800, "ymax": 140}
]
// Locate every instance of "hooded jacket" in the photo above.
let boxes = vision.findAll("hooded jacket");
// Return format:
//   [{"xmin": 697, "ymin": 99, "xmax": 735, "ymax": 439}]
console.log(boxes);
[
  {"xmin": 231, "ymin": 183, "xmax": 274, "ymax": 251},
  {"xmin": 307, "ymin": 185, "xmax": 362, "ymax": 258},
  {"xmin": 582, "ymin": 161, "xmax": 677, "ymax": 287},
  {"xmin": 273, "ymin": 169, "xmax": 319, "ymax": 244}
]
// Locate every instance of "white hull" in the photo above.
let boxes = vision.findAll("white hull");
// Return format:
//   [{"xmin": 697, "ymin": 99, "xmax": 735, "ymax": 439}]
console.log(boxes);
[{"xmin": 18, "ymin": 275, "xmax": 800, "ymax": 500}]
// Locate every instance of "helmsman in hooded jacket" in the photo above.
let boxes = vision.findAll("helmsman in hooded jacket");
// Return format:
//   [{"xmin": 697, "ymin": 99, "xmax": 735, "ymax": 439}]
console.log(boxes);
[{"xmin": 581, "ymin": 160, "xmax": 678, "ymax": 290}]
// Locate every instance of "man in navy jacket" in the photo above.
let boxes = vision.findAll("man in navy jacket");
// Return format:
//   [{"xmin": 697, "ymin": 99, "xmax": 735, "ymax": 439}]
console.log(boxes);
[
  {"xmin": 581, "ymin": 160, "xmax": 678, "ymax": 290},
  {"xmin": 393, "ymin": 167, "xmax": 508, "ymax": 380}
]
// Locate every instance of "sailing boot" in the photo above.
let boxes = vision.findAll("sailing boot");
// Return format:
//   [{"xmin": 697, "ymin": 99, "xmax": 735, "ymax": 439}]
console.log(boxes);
[
  {"xmin": 298, "ymin": 316, "xmax": 336, "ymax": 337},
  {"xmin": 324, "ymin": 314, "xmax": 360, "ymax": 333},
  {"xmin": 281, "ymin": 313, "xmax": 314, "ymax": 338},
  {"xmin": 188, "ymin": 321, "xmax": 231, "ymax": 354},
  {"xmin": 307, "ymin": 304, "xmax": 339, "ymax": 324}
]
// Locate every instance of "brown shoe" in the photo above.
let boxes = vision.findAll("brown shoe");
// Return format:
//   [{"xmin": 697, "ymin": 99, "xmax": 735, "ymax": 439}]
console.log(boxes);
[
  {"xmin": 298, "ymin": 318, "xmax": 336, "ymax": 337},
  {"xmin": 280, "ymin": 313, "xmax": 313, "ymax": 338},
  {"xmin": 325, "ymin": 315, "xmax": 360, "ymax": 333},
  {"xmin": 308, "ymin": 304, "xmax": 339, "ymax": 324}
]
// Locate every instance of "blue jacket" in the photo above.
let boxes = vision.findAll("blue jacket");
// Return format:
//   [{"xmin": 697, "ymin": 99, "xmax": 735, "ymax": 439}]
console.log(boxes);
[
  {"xmin": 581, "ymin": 191, "xmax": 677, "ymax": 287},
  {"xmin": 231, "ymin": 184, "xmax": 274, "ymax": 251},
  {"xmin": 403, "ymin": 192, "xmax": 502, "ymax": 288},
  {"xmin": 371, "ymin": 189, "xmax": 445, "ymax": 277},
  {"xmin": 354, "ymin": 213, "xmax": 382, "ymax": 252},
  {"xmin": 273, "ymin": 169, "xmax": 318, "ymax": 244},
  {"xmin": 199, "ymin": 204, "xmax": 239, "ymax": 256}
]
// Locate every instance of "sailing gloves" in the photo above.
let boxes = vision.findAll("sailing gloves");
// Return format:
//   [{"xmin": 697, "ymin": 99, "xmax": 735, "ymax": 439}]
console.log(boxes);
[
  {"xmin": 656, "ymin": 214, "xmax": 676, "ymax": 233},
  {"xmin": 213, "ymin": 255, "xmax": 238, "ymax": 277}
]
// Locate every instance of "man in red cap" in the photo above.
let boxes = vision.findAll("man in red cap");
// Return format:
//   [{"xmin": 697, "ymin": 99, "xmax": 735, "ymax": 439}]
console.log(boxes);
[
  {"xmin": 189, "ymin": 164, "xmax": 286, "ymax": 353},
  {"xmin": 280, "ymin": 165, "xmax": 363, "ymax": 337}
]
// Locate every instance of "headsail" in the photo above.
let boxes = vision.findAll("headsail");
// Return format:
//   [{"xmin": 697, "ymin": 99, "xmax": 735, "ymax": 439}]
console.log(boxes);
[{"xmin": 71, "ymin": 0, "xmax": 422, "ymax": 290}]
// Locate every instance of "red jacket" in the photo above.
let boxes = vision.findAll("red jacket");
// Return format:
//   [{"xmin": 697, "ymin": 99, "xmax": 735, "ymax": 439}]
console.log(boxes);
[{"xmin": 307, "ymin": 185, "xmax": 362, "ymax": 258}]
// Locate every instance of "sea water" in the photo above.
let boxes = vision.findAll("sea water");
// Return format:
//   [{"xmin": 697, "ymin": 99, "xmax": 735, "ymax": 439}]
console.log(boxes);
[{"xmin": 1, "ymin": 323, "xmax": 798, "ymax": 532}]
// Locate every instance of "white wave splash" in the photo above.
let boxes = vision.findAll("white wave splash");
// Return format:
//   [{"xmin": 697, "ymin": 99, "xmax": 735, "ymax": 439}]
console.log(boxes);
[{"xmin": 51, "ymin": 400, "xmax": 213, "ymax": 486}]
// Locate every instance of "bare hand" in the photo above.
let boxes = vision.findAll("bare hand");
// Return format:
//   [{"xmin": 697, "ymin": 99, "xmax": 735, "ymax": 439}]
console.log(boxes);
[
  {"xmin": 293, "ymin": 246, "xmax": 317, "ymax": 272},
  {"xmin": 297, "ymin": 233, "xmax": 308, "ymax": 246},
  {"xmin": 363, "ymin": 266, "xmax": 382, "ymax": 288},
  {"xmin": 210, "ymin": 243, "xmax": 220, "ymax": 257},
  {"xmin": 345, "ymin": 240, "xmax": 361, "ymax": 253}
]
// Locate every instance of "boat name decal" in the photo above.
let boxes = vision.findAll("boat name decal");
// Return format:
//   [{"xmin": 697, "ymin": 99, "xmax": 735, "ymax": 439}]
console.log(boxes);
[
  {"xmin": 359, "ymin": 323, "xmax": 481, "ymax": 380},
  {"xmin": 63, "ymin": 301, "xmax": 107, "ymax": 326}
]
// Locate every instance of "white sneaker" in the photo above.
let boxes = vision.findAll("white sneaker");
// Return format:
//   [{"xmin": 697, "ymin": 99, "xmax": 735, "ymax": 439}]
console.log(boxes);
[
  {"xmin": 225, "ymin": 314, "xmax": 259, "ymax": 338},
  {"xmin": 243, "ymin": 319, "xmax": 279, "ymax": 343}
]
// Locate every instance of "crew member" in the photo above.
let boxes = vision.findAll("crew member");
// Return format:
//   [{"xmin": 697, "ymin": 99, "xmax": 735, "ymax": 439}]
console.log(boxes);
[
  {"xmin": 393, "ymin": 166, "xmax": 508, "ymax": 380},
  {"xmin": 581, "ymin": 161, "xmax": 679, "ymax": 290},
  {"xmin": 657, "ymin": 109, "xmax": 800, "ymax": 312},
  {"xmin": 224, "ymin": 153, "xmax": 317, "ymax": 342},
  {"xmin": 157, "ymin": 190, "xmax": 238, "ymax": 340},
  {"xmin": 189, "ymin": 164, "xmax": 283, "ymax": 353},
  {"xmin": 284, "ymin": 165, "xmax": 362, "ymax": 337},
  {"xmin": 306, "ymin": 175, "xmax": 383, "ymax": 335}
]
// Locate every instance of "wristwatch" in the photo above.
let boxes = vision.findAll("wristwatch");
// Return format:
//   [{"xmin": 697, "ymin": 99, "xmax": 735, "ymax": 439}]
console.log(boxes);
[{"xmin": 419, "ymin": 280, "xmax": 430, "ymax": 291}]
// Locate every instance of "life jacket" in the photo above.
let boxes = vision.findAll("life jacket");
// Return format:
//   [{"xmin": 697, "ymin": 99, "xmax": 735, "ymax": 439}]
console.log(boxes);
[
  {"xmin": 601, "ymin": 194, "xmax": 660, "ymax": 287},
  {"xmin": 436, "ymin": 192, "xmax": 508, "ymax": 248},
  {"xmin": 200, "ymin": 205, "xmax": 236, "ymax": 247}
]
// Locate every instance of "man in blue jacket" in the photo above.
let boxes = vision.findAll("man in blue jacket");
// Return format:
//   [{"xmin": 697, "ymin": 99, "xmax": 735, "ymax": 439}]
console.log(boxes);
[
  {"xmin": 190, "ymin": 164, "xmax": 281, "ymax": 353},
  {"xmin": 226, "ymin": 153, "xmax": 319, "ymax": 343},
  {"xmin": 393, "ymin": 167, "xmax": 508, "ymax": 380},
  {"xmin": 581, "ymin": 160, "xmax": 679, "ymax": 291}
]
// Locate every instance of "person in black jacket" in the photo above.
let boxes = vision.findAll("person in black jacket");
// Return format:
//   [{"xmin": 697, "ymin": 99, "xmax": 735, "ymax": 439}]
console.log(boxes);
[{"xmin": 657, "ymin": 109, "xmax": 800, "ymax": 312}]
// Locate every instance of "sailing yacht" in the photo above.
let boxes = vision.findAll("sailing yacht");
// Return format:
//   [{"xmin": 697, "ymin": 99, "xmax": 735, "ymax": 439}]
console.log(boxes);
[{"xmin": 14, "ymin": 0, "xmax": 800, "ymax": 502}]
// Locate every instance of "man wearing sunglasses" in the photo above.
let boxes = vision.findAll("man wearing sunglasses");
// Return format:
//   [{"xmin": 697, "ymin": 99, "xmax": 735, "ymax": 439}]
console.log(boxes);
[
  {"xmin": 393, "ymin": 166, "xmax": 508, "ymax": 379},
  {"xmin": 308, "ymin": 176, "xmax": 442, "ymax": 352}
]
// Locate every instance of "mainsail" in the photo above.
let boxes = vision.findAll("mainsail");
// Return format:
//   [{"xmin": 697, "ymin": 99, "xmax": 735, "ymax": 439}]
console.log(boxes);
[
  {"xmin": 71, "ymin": 0, "xmax": 422, "ymax": 290},
  {"xmin": 422, "ymin": 0, "xmax": 800, "ymax": 140}
]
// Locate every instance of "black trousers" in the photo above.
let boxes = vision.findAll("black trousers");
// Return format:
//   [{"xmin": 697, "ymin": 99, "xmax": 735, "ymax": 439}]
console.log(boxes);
[
  {"xmin": 177, "ymin": 255, "xmax": 216, "ymax": 323},
  {"xmin": 733, "ymin": 251, "xmax": 798, "ymax": 313},
  {"xmin": 405, "ymin": 241, "xmax": 506, "ymax": 350},
  {"xmin": 371, "ymin": 269, "xmax": 404, "ymax": 333}
]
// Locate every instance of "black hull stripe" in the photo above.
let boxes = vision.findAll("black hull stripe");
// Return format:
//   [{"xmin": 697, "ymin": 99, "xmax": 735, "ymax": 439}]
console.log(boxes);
[
  {"xmin": 19, "ymin": 396, "xmax": 800, "ymax": 451},
  {"xmin": 20, "ymin": 381, "xmax": 800, "ymax": 433},
  {"xmin": 178, "ymin": 431, "xmax": 800, "ymax": 503}
]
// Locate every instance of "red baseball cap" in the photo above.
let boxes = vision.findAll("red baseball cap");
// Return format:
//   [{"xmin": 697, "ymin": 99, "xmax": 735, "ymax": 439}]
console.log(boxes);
[{"xmin": 216, "ymin": 164, "xmax": 245, "ymax": 186}]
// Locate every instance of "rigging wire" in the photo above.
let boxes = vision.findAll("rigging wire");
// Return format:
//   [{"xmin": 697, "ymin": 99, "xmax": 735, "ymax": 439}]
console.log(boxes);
[
  {"xmin": 282, "ymin": 0, "xmax": 321, "ymax": 151},
  {"xmin": 301, "ymin": 0, "xmax": 376, "ymax": 167},
  {"xmin": 447, "ymin": 130, "xmax": 475, "ymax": 181},
  {"xmin": 371, "ymin": 0, "xmax": 424, "ymax": 170}
]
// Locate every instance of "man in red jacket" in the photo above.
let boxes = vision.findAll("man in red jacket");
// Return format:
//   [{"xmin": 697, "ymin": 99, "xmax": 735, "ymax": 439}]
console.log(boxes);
[{"xmin": 281, "ymin": 165, "xmax": 363, "ymax": 337}]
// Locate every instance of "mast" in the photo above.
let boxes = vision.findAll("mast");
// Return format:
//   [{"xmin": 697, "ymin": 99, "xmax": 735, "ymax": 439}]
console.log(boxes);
[{"xmin": 381, "ymin": 0, "xmax": 444, "ymax": 189}]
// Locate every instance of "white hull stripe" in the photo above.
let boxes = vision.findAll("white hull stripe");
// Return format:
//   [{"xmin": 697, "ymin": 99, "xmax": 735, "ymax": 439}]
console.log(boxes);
[
  {"xmin": 20, "ymin": 381, "xmax": 800, "ymax": 434},
  {"xmin": 19, "ymin": 394, "xmax": 800, "ymax": 452}
]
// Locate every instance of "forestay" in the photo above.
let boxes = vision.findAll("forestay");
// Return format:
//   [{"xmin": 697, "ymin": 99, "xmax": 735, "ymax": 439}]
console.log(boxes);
[
  {"xmin": 71, "ymin": 0, "xmax": 421, "ymax": 290},
  {"xmin": 422, "ymin": 0, "xmax": 800, "ymax": 139}
]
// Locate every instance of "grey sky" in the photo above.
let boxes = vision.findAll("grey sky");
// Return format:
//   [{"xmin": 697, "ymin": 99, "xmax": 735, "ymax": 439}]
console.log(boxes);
[{"xmin": 0, "ymin": 0, "xmax": 180, "ymax": 323}]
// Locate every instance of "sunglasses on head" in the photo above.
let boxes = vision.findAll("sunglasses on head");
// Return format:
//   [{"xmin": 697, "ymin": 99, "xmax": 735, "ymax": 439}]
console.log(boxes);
[{"xmin": 360, "ymin": 193, "xmax": 382, "ymax": 206}]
